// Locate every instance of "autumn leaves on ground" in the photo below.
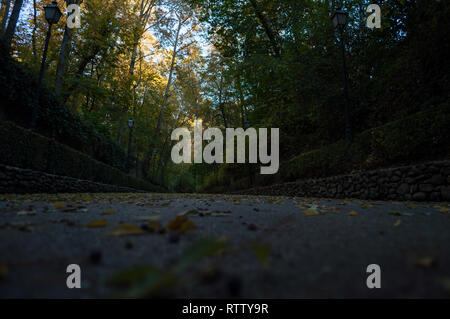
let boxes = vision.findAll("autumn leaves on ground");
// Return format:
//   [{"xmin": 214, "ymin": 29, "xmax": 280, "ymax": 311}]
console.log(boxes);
[{"xmin": 0, "ymin": 193, "xmax": 449, "ymax": 298}]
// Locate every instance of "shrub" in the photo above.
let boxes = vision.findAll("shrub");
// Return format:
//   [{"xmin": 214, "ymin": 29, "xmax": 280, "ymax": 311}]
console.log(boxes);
[
  {"xmin": 0, "ymin": 43, "xmax": 128, "ymax": 171},
  {"xmin": 278, "ymin": 103, "xmax": 450, "ymax": 183},
  {"xmin": 0, "ymin": 121, "xmax": 165, "ymax": 192}
]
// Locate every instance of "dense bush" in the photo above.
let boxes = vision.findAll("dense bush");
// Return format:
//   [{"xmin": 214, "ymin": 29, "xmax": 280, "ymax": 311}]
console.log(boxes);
[
  {"xmin": 0, "ymin": 121, "xmax": 165, "ymax": 192},
  {"xmin": 202, "ymin": 103, "xmax": 450, "ymax": 192},
  {"xmin": 0, "ymin": 43, "xmax": 128, "ymax": 171}
]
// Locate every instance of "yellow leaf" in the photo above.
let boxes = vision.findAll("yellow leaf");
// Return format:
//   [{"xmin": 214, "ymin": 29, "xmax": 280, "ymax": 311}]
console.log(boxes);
[
  {"xmin": 167, "ymin": 216, "xmax": 196, "ymax": 233},
  {"xmin": 135, "ymin": 215, "xmax": 161, "ymax": 222},
  {"xmin": 394, "ymin": 219, "xmax": 402, "ymax": 227},
  {"xmin": 437, "ymin": 277, "xmax": 450, "ymax": 292},
  {"xmin": 348, "ymin": 211, "xmax": 359, "ymax": 216},
  {"xmin": 414, "ymin": 257, "xmax": 435, "ymax": 268},
  {"xmin": 177, "ymin": 209, "xmax": 199, "ymax": 217},
  {"xmin": 86, "ymin": 219, "xmax": 107, "ymax": 228},
  {"xmin": 218, "ymin": 235, "xmax": 228, "ymax": 243},
  {"xmin": 108, "ymin": 224, "xmax": 144, "ymax": 236},
  {"xmin": 360, "ymin": 203, "xmax": 373, "ymax": 208},
  {"xmin": 148, "ymin": 221, "xmax": 163, "ymax": 232},
  {"xmin": 0, "ymin": 264, "xmax": 8, "ymax": 280},
  {"xmin": 252, "ymin": 243, "xmax": 271, "ymax": 269},
  {"xmin": 53, "ymin": 202, "xmax": 67, "ymax": 209},
  {"xmin": 435, "ymin": 206, "xmax": 449, "ymax": 213},
  {"xmin": 304, "ymin": 209, "xmax": 319, "ymax": 216},
  {"xmin": 102, "ymin": 209, "xmax": 117, "ymax": 215}
]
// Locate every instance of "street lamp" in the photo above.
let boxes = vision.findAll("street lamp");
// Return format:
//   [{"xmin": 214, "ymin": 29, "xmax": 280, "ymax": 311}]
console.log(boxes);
[
  {"xmin": 30, "ymin": 1, "xmax": 62, "ymax": 131},
  {"xmin": 332, "ymin": 7, "xmax": 353, "ymax": 145}
]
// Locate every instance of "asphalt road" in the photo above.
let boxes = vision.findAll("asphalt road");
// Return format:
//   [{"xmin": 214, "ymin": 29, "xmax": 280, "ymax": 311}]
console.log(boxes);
[{"xmin": 0, "ymin": 193, "xmax": 449, "ymax": 298}]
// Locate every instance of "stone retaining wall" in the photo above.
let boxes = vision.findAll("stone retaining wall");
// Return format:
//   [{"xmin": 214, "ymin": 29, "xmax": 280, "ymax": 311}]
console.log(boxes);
[
  {"xmin": 0, "ymin": 164, "xmax": 143, "ymax": 194},
  {"xmin": 235, "ymin": 161, "xmax": 450, "ymax": 201}
]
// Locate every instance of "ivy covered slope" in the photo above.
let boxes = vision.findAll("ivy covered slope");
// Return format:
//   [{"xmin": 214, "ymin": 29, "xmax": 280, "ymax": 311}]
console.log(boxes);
[
  {"xmin": 203, "ymin": 103, "xmax": 450, "ymax": 193},
  {"xmin": 0, "ymin": 121, "xmax": 165, "ymax": 192},
  {"xmin": 0, "ymin": 43, "xmax": 128, "ymax": 172}
]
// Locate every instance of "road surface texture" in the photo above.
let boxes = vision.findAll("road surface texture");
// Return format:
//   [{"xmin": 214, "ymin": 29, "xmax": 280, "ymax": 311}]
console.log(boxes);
[{"xmin": 0, "ymin": 193, "xmax": 449, "ymax": 298}]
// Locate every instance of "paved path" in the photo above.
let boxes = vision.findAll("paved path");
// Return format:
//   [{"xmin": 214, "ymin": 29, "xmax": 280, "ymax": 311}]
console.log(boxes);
[{"xmin": 0, "ymin": 193, "xmax": 449, "ymax": 298}]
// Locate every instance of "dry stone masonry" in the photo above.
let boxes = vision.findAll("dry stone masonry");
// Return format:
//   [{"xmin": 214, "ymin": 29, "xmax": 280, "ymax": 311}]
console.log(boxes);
[
  {"xmin": 0, "ymin": 164, "xmax": 142, "ymax": 194},
  {"xmin": 237, "ymin": 161, "xmax": 450, "ymax": 202}
]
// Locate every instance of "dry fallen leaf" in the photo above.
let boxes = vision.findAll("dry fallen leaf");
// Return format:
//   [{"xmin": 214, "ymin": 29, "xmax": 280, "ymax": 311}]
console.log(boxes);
[
  {"xmin": 437, "ymin": 277, "xmax": 450, "ymax": 293},
  {"xmin": 414, "ymin": 257, "xmax": 436, "ymax": 268},
  {"xmin": 53, "ymin": 202, "xmax": 67, "ymax": 209},
  {"xmin": 167, "ymin": 216, "xmax": 196, "ymax": 233},
  {"xmin": 108, "ymin": 224, "xmax": 144, "ymax": 236},
  {"xmin": 388, "ymin": 211, "xmax": 403, "ymax": 216},
  {"xmin": 394, "ymin": 219, "xmax": 402, "ymax": 227},
  {"xmin": 135, "ymin": 215, "xmax": 161, "ymax": 222},
  {"xmin": 148, "ymin": 221, "xmax": 164, "ymax": 232},
  {"xmin": 102, "ymin": 209, "xmax": 117, "ymax": 215},
  {"xmin": 0, "ymin": 264, "xmax": 8, "ymax": 280},
  {"xmin": 435, "ymin": 206, "xmax": 449, "ymax": 213},
  {"xmin": 348, "ymin": 211, "xmax": 359, "ymax": 216},
  {"xmin": 304, "ymin": 209, "xmax": 319, "ymax": 216},
  {"xmin": 86, "ymin": 219, "xmax": 107, "ymax": 228},
  {"xmin": 17, "ymin": 210, "xmax": 36, "ymax": 216},
  {"xmin": 177, "ymin": 209, "xmax": 199, "ymax": 217},
  {"xmin": 252, "ymin": 242, "xmax": 271, "ymax": 269},
  {"xmin": 211, "ymin": 211, "xmax": 231, "ymax": 217}
]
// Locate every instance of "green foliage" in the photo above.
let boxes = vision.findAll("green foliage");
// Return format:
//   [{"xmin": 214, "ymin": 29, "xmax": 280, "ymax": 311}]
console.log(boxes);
[
  {"xmin": 280, "ymin": 103, "xmax": 450, "ymax": 183},
  {"xmin": 0, "ymin": 42, "xmax": 129, "ymax": 172},
  {"xmin": 0, "ymin": 121, "xmax": 165, "ymax": 192},
  {"xmin": 201, "ymin": 103, "xmax": 450, "ymax": 192}
]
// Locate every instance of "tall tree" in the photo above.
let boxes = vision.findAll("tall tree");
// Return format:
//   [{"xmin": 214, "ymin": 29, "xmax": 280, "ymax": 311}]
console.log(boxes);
[
  {"xmin": 55, "ymin": 0, "xmax": 83, "ymax": 96},
  {"xmin": 2, "ymin": 0, "xmax": 24, "ymax": 49},
  {"xmin": 0, "ymin": 0, "xmax": 11, "ymax": 34}
]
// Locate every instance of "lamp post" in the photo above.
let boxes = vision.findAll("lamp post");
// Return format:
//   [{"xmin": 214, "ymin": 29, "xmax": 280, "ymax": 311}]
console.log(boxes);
[
  {"xmin": 332, "ymin": 7, "xmax": 353, "ymax": 145},
  {"xmin": 127, "ymin": 118, "xmax": 134, "ymax": 172},
  {"xmin": 30, "ymin": 1, "xmax": 62, "ymax": 131}
]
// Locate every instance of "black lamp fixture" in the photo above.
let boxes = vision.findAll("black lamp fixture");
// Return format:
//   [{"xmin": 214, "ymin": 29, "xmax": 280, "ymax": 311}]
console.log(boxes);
[
  {"xmin": 44, "ymin": 1, "xmax": 63, "ymax": 25},
  {"xmin": 331, "ymin": 7, "xmax": 353, "ymax": 147},
  {"xmin": 332, "ymin": 7, "xmax": 348, "ymax": 30}
]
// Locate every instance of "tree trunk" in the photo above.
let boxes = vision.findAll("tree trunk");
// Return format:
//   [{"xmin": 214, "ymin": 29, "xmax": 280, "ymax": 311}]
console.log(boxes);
[
  {"xmin": 0, "ymin": 0, "xmax": 11, "ymax": 34},
  {"xmin": 3, "ymin": 0, "xmax": 24, "ymax": 49},
  {"xmin": 155, "ymin": 20, "xmax": 181, "ymax": 138},
  {"xmin": 31, "ymin": 0, "xmax": 37, "ymax": 63},
  {"xmin": 144, "ymin": 19, "xmax": 182, "ymax": 172},
  {"xmin": 55, "ymin": 0, "xmax": 82, "ymax": 96},
  {"xmin": 248, "ymin": 0, "xmax": 280, "ymax": 57}
]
